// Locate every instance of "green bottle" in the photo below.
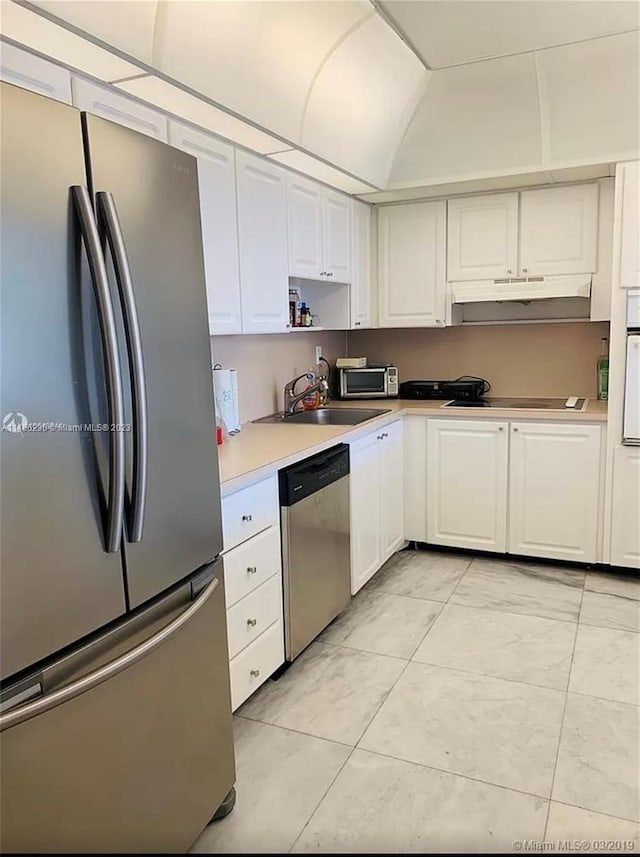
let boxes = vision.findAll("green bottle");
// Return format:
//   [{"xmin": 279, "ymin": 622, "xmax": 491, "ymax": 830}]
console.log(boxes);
[{"xmin": 597, "ymin": 337, "xmax": 609, "ymax": 401}]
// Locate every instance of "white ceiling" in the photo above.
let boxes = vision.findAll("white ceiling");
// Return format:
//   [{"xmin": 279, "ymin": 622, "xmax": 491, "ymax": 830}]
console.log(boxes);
[{"xmin": 378, "ymin": 0, "xmax": 640, "ymax": 68}]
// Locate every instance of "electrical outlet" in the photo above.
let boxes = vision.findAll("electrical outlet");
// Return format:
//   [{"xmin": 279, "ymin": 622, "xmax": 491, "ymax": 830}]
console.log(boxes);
[{"xmin": 315, "ymin": 345, "xmax": 323, "ymax": 363}]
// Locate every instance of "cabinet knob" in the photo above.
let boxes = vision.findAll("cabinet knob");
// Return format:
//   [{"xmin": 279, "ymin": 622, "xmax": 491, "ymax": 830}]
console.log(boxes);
[
  {"xmin": 506, "ymin": 269, "xmax": 513, "ymax": 275},
  {"xmin": 382, "ymin": 432, "xmax": 389, "ymax": 438},
  {"xmin": 513, "ymin": 427, "xmax": 519, "ymax": 432},
  {"xmin": 327, "ymin": 272, "xmax": 334, "ymax": 277},
  {"xmin": 498, "ymin": 426, "xmax": 504, "ymax": 432},
  {"xmin": 521, "ymin": 268, "xmax": 528, "ymax": 274},
  {"xmin": 320, "ymin": 271, "xmax": 326, "ymax": 276},
  {"xmin": 247, "ymin": 566, "xmax": 257, "ymax": 574},
  {"xmin": 355, "ymin": 322, "xmax": 361, "ymax": 326},
  {"xmin": 242, "ymin": 514, "xmax": 253, "ymax": 522},
  {"xmin": 247, "ymin": 618, "xmax": 257, "ymax": 627},
  {"xmin": 377, "ymin": 435, "xmax": 383, "ymax": 440},
  {"xmin": 250, "ymin": 669, "xmax": 260, "ymax": 678}
]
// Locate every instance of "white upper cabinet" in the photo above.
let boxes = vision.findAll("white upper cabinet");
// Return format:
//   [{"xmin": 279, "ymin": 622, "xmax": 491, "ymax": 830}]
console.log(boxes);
[
  {"xmin": 378, "ymin": 201, "xmax": 446, "ymax": 327},
  {"xmin": 427, "ymin": 419, "xmax": 508, "ymax": 553},
  {"xmin": 610, "ymin": 446, "xmax": 640, "ymax": 569},
  {"xmin": 519, "ymin": 184, "xmax": 599, "ymax": 277},
  {"xmin": 71, "ymin": 77, "xmax": 168, "ymax": 140},
  {"xmin": 169, "ymin": 122, "xmax": 242, "ymax": 336},
  {"xmin": 285, "ymin": 179, "xmax": 352, "ymax": 283},
  {"xmin": 447, "ymin": 193, "xmax": 518, "ymax": 281},
  {"xmin": 618, "ymin": 161, "xmax": 640, "ymax": 290},
  {"xmin": 351, "ymin": 200, "xmax": 373, "ymax": 329},
  {"xmin": 0, "ymin": 42, "xmax": 72, "ymax": 104},
  {"xmin": 235, "ymin": 151, "xmax": 289, "ymax": 334},
  {"xmin": 508, "ymin": 423, "xmax": 601, "ymax": 563},
  {"xmin": 287, "ymin": 174, "xmax": 323, "ymax": 280},
  {"xmin": 322, "ymin": 189, "xmax": 352, "ymax": 283}
]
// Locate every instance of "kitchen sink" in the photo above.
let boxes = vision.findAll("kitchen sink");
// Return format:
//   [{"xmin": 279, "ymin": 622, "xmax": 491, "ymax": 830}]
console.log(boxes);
[{"xmin": 253, "ymin": 407, "xmax": 391, "ymax": 426}]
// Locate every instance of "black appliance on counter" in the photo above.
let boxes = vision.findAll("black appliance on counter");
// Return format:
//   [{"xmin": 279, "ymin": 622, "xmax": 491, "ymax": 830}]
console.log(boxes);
[{"xmin": 400, "ymin": 376, "xmax": 490, "ymax": 402}]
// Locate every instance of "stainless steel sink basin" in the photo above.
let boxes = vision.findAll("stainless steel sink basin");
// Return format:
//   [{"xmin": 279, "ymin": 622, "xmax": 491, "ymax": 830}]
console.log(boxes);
[{"xmin": 253, "ymin": 407, "xmax": 391, "ymax": 426}]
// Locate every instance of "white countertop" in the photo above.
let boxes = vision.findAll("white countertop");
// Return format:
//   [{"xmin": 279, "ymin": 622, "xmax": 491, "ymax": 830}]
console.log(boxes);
[{"xmin": 217, "ymin": 398, "xmax": 607, "ymax": 494}]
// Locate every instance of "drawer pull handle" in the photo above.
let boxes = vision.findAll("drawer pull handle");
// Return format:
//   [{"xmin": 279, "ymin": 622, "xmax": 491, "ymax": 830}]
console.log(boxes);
[
  {"xmin": 250, "ymin": 669, "xmax": 260, "ymax": 678},
  {"xmin": 247, "ymin": 618, "xmax": 257, "ymax": 627},
  {"xmin": 242, "ymin": 514, "xmax": 253, "ymax": 522},
  {"xmin": 247, "ymin": 566, "xmax": 257, "ymax": 574}
]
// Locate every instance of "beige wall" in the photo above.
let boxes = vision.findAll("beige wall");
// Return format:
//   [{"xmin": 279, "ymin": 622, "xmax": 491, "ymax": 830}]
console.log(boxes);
[
  {"xmin": 211, "ymin": 330, "xmax": 347, "ymax": 422},
  {"xmin": 349, "ymin": 322, "xmax": 610, "ymax": 398}
]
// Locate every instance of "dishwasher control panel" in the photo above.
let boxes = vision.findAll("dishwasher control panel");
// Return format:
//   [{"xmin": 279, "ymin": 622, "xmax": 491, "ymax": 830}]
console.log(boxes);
[{"xmin": 279, "ymin": 444, "xmax": 350, "ymax": 506}]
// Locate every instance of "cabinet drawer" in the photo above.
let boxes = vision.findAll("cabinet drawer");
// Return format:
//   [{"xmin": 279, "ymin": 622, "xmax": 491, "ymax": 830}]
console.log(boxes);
[
  {"xmin": 223, "ymin": 526, "xmax": 281, "ymax": 608},
  {"xmin": 222, "ymin": 475, "xmax": 278, "ymax": 551},
  {"xmin": 229, "ymin": 620, "xmax": 284, "ymax": 711},
  {"xmin": 226, "ymin": 574, "xmax": 282, "ymax": 659}
]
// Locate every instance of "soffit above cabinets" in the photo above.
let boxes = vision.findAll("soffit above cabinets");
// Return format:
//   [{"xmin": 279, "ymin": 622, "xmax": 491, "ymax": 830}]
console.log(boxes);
[
  {"xmin": 1, "ymin": 0, "xmax": 141, "ymax": 81},
  {"xmin": 377, "ymin": 0, "xmax": 640, "ymax": 69},
  {"xmin": 116, "ymin": 76, "xmax": 292, "ymax": 155},
  {"xmin": 267, "ymin": 150, "xmax": 377, "ymax": 196}
]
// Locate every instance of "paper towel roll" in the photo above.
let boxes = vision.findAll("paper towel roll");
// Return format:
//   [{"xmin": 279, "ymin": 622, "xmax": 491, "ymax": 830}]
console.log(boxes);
[{"xmin": 213, "ymin": 367, "xmax": 241, "ymax": 434}]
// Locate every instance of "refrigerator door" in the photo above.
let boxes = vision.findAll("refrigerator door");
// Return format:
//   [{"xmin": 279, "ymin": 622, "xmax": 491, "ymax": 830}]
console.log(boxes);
[
  {"xmin": 624, "ymin": 335, "xmax": 640, "ymax": 444},
  {"xmin": 82, "ymin": 114, "xmax": 224, "ymax": 608},
  {"xmin": 0, "ymin": 83, "xmax": 127, "ymax": 681},
  {"xmin": 0, "ymin": 560, "xmax": 235, "ymax": 853}
]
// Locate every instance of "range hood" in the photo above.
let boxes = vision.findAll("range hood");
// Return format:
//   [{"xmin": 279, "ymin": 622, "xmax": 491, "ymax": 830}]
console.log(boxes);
[{"xmin": 451, "ymin": 275, "xmax": 592, "ymax": 304}]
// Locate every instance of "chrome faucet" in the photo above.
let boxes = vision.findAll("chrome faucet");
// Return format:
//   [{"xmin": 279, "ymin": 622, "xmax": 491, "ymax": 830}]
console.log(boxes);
[{"xmin": 283, "ymin": 373, "xmax": 329, "ymax": 415}]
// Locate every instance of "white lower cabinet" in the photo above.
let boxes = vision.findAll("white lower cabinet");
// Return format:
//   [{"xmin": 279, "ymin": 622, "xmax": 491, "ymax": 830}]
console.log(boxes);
[
  {"xmin": 350, "ymin": 420, "xmax": 404, "ymax": 594},
  {"xmin": 426, "ymin": 419, "xmax": 508, "ymax": 552},
  {"xmin": 610, "ymin": 446, "xmax": 640, "ymax": 568},
  {"xmin": 379, "ymin": 421, "xmax": 405, "ymax": 562},
  {"xmin": 509, "ymin": 423, "xmax": 601, "ymax": 562},
  {"xmin": 221, "ymin": 476, "xmax": 284, "ymax": 711},
  {"xmin": 228, "ymin": 621, "xmax": 284, "ymax": 712}
]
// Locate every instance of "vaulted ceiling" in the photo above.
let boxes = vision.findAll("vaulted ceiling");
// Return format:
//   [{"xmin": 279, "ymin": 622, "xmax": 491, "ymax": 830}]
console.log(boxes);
[{"xmin": 2, "ymin": 1, "xmax": 639, "ymax": 195}]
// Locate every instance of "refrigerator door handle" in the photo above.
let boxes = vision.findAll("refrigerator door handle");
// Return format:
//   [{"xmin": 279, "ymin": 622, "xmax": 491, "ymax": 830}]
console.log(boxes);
[
  {"xmin": 71, "ymin": 185, "xmax": 125, "ymax": 554},
  {"xmin": 0, "ymin": 577, "xmax": 219, "ymax": 731},
  {"xmin": 96, "ymin": 191, "xmax": 148, "ymax": 543}
]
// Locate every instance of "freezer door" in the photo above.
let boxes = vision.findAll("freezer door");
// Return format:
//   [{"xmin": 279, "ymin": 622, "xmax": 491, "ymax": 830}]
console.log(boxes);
[
  {"xmin": 0, "ymin": 83, "xmax": 127, "ymax": 681},
  {"xmin": 83, "ymin": 114, "xmax": 224, "ymax": 608},
  {"xmin": 624, "ymin": 335, "xmax": 640, "ymax": 444},
  {"xmin": 0, "ymin": 560, "xmax": 235, "ymax": 853}
]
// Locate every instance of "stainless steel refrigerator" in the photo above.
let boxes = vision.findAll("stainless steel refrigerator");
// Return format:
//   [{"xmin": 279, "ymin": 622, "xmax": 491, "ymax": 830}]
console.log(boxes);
[{"xmin": 0, "ymin": 82, "xmax": 235, "ymax": 852}]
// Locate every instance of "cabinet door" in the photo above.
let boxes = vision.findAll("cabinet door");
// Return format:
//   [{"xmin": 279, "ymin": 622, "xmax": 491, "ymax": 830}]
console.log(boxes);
[
  {"xmin": 427, "ymin": 419, "xmax": 508, "ymax": 552},
  {"xmin": 351, "ymin": 200, "xmax": 373, "ymax": 329},
  {"xmin": 378, "ymin": 201, "xmax": 446, "ymax": 327},
  {"xmin": 71, "ymin": 77, "xmax": 167, "ymax": 140},
  {"xmin": 404, "ymin": 416, "xmax": 428, "ymax": 543},
  {"xmin": 610, "ymin": 446, "xmax": 640, "ymax": 569},
  {"xmin": 519, "ymin": 184, "xmax": 599, "ymax": 276},
  {"xmin": 349, "ymin": 431, "xmax": 382, "ymax": 594},
  {"xmin": 447, "ymin": 193, "xmax": 518, "ymax": 281},
  {"xmin": 618, "ymin": 161, "xmax": 640, "ymax": 289},
  {"xmin": 322, "ymin": 189, "xmax": 352, "ymax": 283},
  {"xmin": 0, "ymin": 42, "xmax": 71, "ymax": 104},
  {"xmin": 169, "ymin": 122, "xmax": 241, "ymax": 335},
  {"xmin": 287, "ymin": 174, "xmax": 323, "ymax": 280},
  {"xmin": 379, "ymin": 421, "xmax": 405, "ymax": 562},
  {"xmin": 235, "ymin": 152, "xmax": 289, "ymax": 334},
  {"xmin": 509, "ymin": 423, "xmax": 601, "ymax": 563}
]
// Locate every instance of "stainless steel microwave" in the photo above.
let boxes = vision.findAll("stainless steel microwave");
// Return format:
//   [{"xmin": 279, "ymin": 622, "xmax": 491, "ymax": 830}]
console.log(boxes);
[{"xmin": 339, "ymin": 366, "xmax": 399, "ymax": 399}]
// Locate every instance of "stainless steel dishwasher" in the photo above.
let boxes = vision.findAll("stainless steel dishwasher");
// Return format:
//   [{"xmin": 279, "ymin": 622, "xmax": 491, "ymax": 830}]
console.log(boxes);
[{"xmin": 279, "ymin": 444, "xmax": 351, "ymax": 661}]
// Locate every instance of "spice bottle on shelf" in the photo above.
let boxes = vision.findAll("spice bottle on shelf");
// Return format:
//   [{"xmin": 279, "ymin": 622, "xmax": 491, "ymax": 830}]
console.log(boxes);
[{"xmin": 597, "ymin": 337, "xmax": 609, "ymax": 401}]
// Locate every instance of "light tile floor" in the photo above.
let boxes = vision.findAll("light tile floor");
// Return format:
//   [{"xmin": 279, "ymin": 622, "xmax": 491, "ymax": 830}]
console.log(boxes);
[{"xmin": 192, "ymin": 550, "xmax": 640, "ymax": 854}]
